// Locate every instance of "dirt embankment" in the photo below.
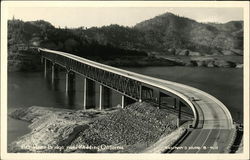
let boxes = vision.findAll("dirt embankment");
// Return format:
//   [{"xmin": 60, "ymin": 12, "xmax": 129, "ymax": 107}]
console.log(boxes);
[
  {"xmin": 8, "ymin": 106, "xmax": 114, "ymax": 153},
  {"xmin": 8, "ymin": 102, "xmax": 183, "ymax": 153}
]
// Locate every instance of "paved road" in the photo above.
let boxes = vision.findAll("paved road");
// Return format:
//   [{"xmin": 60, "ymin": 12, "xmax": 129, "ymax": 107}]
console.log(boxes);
[
  {"xmin": 39, "ymin": 48, "xmax": 234, "ymax": 153},
  {"xmin": 172, "ymin": 129, "xmax": 233, "ymax": 153}
]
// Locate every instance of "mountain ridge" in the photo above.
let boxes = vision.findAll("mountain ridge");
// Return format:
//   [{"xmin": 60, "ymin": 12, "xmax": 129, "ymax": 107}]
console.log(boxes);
[
  {"xmin": 78, "ymin": 12, "xmax": 243, "ymax": 56},
  {"xmin": 133, "ymin": 12, "xmax": 243, "ymax": 55},
  {"xmin": 8, "ymin": 12, "xmax": 243, "ymax": 56},
  {"xmin": 7, "ymin": 12, "xmax": 243, "ymax": 71}
]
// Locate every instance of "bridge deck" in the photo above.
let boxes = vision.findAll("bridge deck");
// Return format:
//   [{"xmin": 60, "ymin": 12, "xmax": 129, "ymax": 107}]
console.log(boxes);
[
  {"xmin": 39, "ymin": 48, "xmax": 233, "ymax": 129},
  {"xmin": 39, "ymin": 48, "xmax": 234, "ymax": 153}
]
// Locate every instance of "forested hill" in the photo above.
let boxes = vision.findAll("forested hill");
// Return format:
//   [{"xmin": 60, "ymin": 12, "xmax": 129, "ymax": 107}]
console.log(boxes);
[
  {"xmin": 8, "ymin": 19, "xmax": 147, "ymax": 59},
  {"xmin": 81, "ymin": 12, "xmax": 243, "ymax": 56},
  {"xmin": 8, "ymin": 18, "xmax": 180, "ymax": 71},
  {"xmin": 8, "ymin": 12, "xmax": 243, "ymax": 57},
  {"xmin": 134, "ymin": 13, "xmax": 243, "ymax": 55},
  {"xmin": 7, "ymin": 12, "xmax": 243, "ymax": 71}
]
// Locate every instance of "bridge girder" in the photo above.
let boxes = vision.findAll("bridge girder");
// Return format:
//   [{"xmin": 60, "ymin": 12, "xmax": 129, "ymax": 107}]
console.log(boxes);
[{"xmin": 41, "ymin": 51, "xmax": 141, "ymax": 100}]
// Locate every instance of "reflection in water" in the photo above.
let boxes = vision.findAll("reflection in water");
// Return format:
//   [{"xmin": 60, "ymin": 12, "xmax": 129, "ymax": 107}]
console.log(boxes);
[
  {"xmin": 46, "ymin": 71, "xmax": 78, "ymax": 109},
  {"xmin": 7, "ymin": 71, "xmax": 122, "ymax": 143},
  {"xmin": 52, "ymin": 78, "xmax": 60, "ymax": 91},
  {"xmin": 52, "ymin": 68, "xmax": 60, "ymax": 91}
]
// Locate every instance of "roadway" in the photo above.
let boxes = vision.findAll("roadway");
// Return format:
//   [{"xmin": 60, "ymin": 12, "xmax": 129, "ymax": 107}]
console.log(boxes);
[{"xmin": 39, "ymin": 48, "xmax": 234, "ymax": 153}]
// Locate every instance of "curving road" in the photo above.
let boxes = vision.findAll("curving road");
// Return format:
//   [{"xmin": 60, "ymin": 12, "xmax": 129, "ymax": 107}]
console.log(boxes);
[{"xmin": 39, "ymin": 48, "xmax": 235, "ymax": 153}]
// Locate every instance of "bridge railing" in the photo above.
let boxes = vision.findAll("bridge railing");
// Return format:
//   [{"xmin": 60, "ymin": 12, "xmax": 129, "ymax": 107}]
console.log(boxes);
[
  {"xmin": 38, "ymin": 48, "xmax": 200, "ymax": 128},
  {"xmin": 40, "ymin": 49, "xmax": 141, "ymax": 101}
]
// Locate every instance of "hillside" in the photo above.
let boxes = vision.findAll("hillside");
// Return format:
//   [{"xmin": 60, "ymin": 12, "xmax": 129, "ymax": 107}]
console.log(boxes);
[
  {"xmin": 82, "ymin": 12, "xmax": 243, "ymax": 56},
  {"xmin": 8, "ymin": 102, "xmax": 181, "ymax": 153},
  {"xmin": 8, "ymin": 19, "xmax": 147, "ymax": 58},
  {"xmin": 8, "ymin": 19, "xmax": 154, "ymax": 71},
  {"xmin": 133, "ymin": 12, "xmax": 243, "ymax": 55},
  {"xmin": 7, "ymin": 12, "xmax": 243, "ymax": 71},
  {"xmin": 8, "ymin": 12, "xmax": 243, "ymax": 57}
]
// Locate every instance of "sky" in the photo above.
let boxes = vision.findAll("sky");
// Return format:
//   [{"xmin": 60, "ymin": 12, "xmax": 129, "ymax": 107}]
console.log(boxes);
[{"xmin": 8, "ymin": 7, "xmax": 243, "ymax": 28}]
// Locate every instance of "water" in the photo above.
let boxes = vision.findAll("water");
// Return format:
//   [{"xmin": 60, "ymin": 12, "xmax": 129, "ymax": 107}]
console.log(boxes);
[
  {"xmin": 7, "ymin": 71, "xmax": 123, "ymax": 144},
  {"xmin": 7, "ymin": 66, "xmax": 243, "ymax": 144},
  {"xmin": 7, "ymin": 117, "xmax": 30, "ymax": 143},
  {"xmin": 8, "ymin": 72, "xmax": 122, "ymax": 111},
  {"xmin": 122, "ymin": 66, "xmax": 243, "ymax": 123}
]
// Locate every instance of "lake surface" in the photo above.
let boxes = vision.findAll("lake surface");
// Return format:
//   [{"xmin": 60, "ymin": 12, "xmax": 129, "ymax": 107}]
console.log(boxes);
[
  {"xmin": 123, "ymin": 66, "xmax": 243, "ymax": 123},
  {"xmin": 7, "ymin": 66, "xmax": 243, "ymax": 144}
]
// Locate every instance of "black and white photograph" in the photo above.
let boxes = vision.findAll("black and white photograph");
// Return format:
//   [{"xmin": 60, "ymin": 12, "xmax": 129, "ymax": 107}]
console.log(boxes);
[{"xmin": 1, "ymin": 1, "xmax": 249, "ymax": 160}]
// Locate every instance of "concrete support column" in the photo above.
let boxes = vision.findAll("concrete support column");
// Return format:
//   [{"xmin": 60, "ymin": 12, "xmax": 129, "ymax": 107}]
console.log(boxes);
[
  {"xmin": 65, "ymin": 72, "xmax": 69, "ymax": 93},
  {"xmin": 51, "ymin": 63, "xmax": 55, "ymax": 84},
  {"xmin": 41, "ymin": 57, "xmax": 44, "ymax": 64},
  {"xmin": 121, "ymin": 95, "xmax": 125, "ymax": 109},
  {"xmin": 158, "ymin": 92, "xmax": 161, "ymax": 109},
  {"xmin": 83, "ymin": 78, "xmax": 95, "ymax": 109},
  {"xmin": 175, "ymin": 99, "xmax": 181, "ymax": 127},
  {"xmin": 99, "ymin": 84, "xmax": 103, "ymax": 110},
  {"xmin": 103, "ymin": 86, "xmax": 111, "ymax": 109},
  {"xmin": 65, "ymin": 71, "xmax": 75, "ymax": 94},
  {"xmin": 44, "ymin": 59, "xmax": 47, "ymax": 78},
  {"xmin": 139, "ymin": 85, "xmax": 142, "ymax": 102},
  {"xmin": 52, "ymin": 65, "xmax": 59, "ymax": 91},
  {"xmin": 83, "ymin": 77, "xmax": 87, "ymax": 110},
  {"xmin": 51, "ymin": 64, "xmax": 59, "ymax": 90}
]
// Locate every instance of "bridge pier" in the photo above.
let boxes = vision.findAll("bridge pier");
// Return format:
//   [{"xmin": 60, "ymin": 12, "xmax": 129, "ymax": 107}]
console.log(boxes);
[
  {"xmin": 99, "ymin": 85, "xmax": 103, "ymax": 110},
  {"xmin": 158, "ymin": 92, "xmax": 162, "ymax": 109},
  {"xmin": 51, "ymin": 63, "xmax": 59, "ymax": 84},
  {"xmin": 121, "ymin": 95, "xmax": 125, "ymax": 108},
  {"xmin": 175, "ymin": 98, "xmax": 181, "ymax": 127},
  {"xmin": 65, "ymin": 71, "xmax": 75, "ymax": 94},
  {"xmin": 83, "ymin": 78, "xmax": 87, "ymax": 110},
  {"xmin": 139, "ymin": 85, "xmax": 142, "ymax": 102},
  {"xmin": 122, "ymin": 96, "xmax": 136, "ymax": 108},
  {"xmin": 52, "ymin": 63, "xmax": 55, "ymax": 83},
  {"xmin": 51, "ymin": 63, "xmax": 60, "ymax": 90},
  {"xmin": 83, "ymin": 78, "xmax": 95, "ymax": 109},
  {"xmin": 44, "ymin": 58, "xmax": 47, "ymax": 78},
  {"xmin": 98, "ymin": 84, "xmax": 111, "ymax": 110},
  {"xmin": 103, "ymin": 86, "xmax": 111, "ymax": 109},
  {"xmin": 41, "ymin": 57, "xmax": 44, "ymax": 64}
]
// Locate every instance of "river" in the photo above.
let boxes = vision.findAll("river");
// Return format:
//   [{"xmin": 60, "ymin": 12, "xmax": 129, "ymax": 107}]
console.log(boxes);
[{"xmin": 7, "ymin": 66, "xmax": 243, "ymax": 144}]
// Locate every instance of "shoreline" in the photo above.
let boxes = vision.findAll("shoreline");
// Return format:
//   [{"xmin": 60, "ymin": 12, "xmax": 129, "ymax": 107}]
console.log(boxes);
[
  {"xmin": 8, "ymin": 116, "xmax": 31, "ymax": 144},
  {"xmin": 8, "ymin": 102, "xmax": 183, "ymax": 153},
  {"xmin": 7, "ymin": 48, "xmax": 243, "ymax": 72}
]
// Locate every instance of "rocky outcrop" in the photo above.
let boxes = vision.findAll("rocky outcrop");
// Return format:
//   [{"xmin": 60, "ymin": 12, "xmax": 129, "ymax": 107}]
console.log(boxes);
[
  {"xmin": 8, "ymin": 103, "xmax": 178, "ymax": 153},
  {"xmin": 69, "ymin": 102, "xmax": 177, "ymax": 153},
  {"xmin": 8, "ymin": 106, "xmax": 117, "ymax": 153}
]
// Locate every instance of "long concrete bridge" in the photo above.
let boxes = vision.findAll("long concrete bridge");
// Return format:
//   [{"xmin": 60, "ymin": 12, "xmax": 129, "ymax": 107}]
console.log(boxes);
[{"xmin": 38, "ymin": 48, "xmax": 235, "ymax": 153}]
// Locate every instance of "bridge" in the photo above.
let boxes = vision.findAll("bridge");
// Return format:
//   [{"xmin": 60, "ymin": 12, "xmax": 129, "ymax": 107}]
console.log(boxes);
[{"xmin": 38, "ymin": 48, "xmax": 235, "ymax": 153}]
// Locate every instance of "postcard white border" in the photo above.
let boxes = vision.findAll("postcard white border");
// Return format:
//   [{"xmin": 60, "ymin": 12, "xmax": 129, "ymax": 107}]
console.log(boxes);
[{"xmin": 1, "ymin": 1, "xmax": 249, "ymax": 160}]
